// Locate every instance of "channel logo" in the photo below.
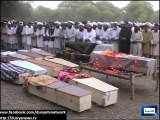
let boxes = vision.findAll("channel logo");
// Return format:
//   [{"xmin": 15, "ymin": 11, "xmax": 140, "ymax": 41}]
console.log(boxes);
[{"xmin": 141, "ymin": 105, "xmax": 158, "ymax": 116}]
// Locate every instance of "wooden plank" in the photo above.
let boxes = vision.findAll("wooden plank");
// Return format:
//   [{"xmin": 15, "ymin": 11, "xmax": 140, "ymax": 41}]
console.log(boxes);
[
  {"xmin": 17, "ymin": 51, "xmax": 43, "ymax": 60},
  {"xmin": 45, "ymin": 58, "xmax": 79, "ymax": 68},
  {"xmin": 31, "ymin": 49, "xmax": 53, "ymax": 57},
  {"xmin": 8, "ymin": 53, "xmax": 31, "ymax": 60}
]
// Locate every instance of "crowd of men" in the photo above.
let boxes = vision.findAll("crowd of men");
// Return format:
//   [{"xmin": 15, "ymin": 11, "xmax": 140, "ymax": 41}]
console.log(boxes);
[{"xmin": 1, "ymin": 20, "xmax": 159, "ymax": 65}]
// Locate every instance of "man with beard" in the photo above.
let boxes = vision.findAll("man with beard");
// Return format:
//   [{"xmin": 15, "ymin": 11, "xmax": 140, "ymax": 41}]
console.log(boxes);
[
  {"xmin": 142, "ymin": 24, "xmax": 153, "ymax": 58},
  {"xmin": 26, "ymin": 22, "xmax": 34, "ymax": 50},
  {"xmin": 95, "ymin": 22, "xmax": 103, "ymax": 43},
  {"xmin": 7, "ymin": 23, "xmax": 14, "ymax": 51},
  {"xmin": 119, "ymin": 21, "xmax": 132, "ymax": 54},
  {"xmin": 21, "ymin": 21, "xmax": 28, "ymax": 49},
  {"xmin": 151, "ymin": 23, "xmax": 159, "ymax": 67},
  {"xmin": 101, "ymin": 22, "xmax": 111, "ymax": 44},
  {"xmin": 75, "ymin": 22, "xmax": 85, "ymax": 42},
  {"xmin": 48, "ymin": 22, "xmax": 55, "ymax": 54},
  {"xmin": 36, "ymin": 22, "xmax": 45, "ymax": 50},
  {"xmin": 60, "ymin": 22, "xmax": 67, "ymax": 55},
  {"xmin": 110, "ymin": 22, "xmax": 121, "ymax": 52},
  {"xmin": 83, "ymin": 23, "xmax": 96, "ymax": 43},
  {"xmin": 66, "ymin": 21, "xmax": 76, "ymax": 42},
  {"xmin": 130, "ymin": 24, "xmax": 143, "ymax": 56},
  {"xmin": 1, "ymin": 22, "xmax": 8, "ymax": 50},
  {"xmin": 92, "ymin": 22, "xmax": 97, "ymax": 30},
  {"xmin": 43, "ymin": 23, "xmax": 50, "ymax": 52},
  {"xmin": 53, "ymin": 21, "xmax": 62, "ymax": 57},
  {"xmin": 12, "ymin": 21, "xmax": 18, "ymax": 51},
  {"xmin": 16, "ymin": 22, "xmax": 23, "ymax": 49}
]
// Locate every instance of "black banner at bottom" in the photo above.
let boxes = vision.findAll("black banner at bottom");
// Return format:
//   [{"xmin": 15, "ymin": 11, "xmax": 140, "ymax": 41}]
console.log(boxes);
[{"xmin": 0, "ymin": 110, "xmax": 67, "ymax": 120}]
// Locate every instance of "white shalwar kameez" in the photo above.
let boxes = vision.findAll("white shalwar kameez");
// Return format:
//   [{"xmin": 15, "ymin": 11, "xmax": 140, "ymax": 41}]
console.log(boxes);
[
  {"xmin": 26, "ymin": 26, "xmax": 34, "ymax": 50},
  {"xmin": 75, "ymin": 29, "xmax": 85, "ymax": 41},
  {"xmin": 66, "ymin": 26, "xmax": 76, "ymax": 42},
  {"xmin": 36, "ymin": 27, "xmax": 45, "ymax": 49},
  {"xmin": 109, "ymin": 27, "xmax": 121, "ymax": 52},
  {"xmin": 130, "ymin": 31, "xmax": 143, "ymax": 56},
  {"xmin": 53, "ymin": 27, "xmax": 62, "ymax": 53},
  {"xmin": 101, "ymin": 28, "xmax": 111, "ymax": 44},
  {"xmin": 21, "ymin": 25, "xmax": 28, "ymax": 49},
  {"xmin": 83, "ymin": 29, "xmax": 96, "ymax": 43}
]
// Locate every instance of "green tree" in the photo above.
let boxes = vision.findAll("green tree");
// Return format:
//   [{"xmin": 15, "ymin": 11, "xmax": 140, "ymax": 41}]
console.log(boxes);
[
  {"xmin": 123, "ymin": 1, "xmax": 154, "ymax": 22},
  {"xmin": 150, "ymin": 10, "xmax": 159, "ymax": 23}
]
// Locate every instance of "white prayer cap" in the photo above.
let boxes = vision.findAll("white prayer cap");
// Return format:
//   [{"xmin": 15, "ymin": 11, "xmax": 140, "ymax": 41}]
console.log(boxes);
[
  {"xmin": 37, "ymin": 22, "xmax": 43, "ymax": 25},
  {"xmin": 92, "ymin": 22, "xmax": 97, "ymax": 26},
  {"xmin": 112, "ymin": 21, "xmax": 118, "ymax": 25},
  {"xmin": 128, "ymin": 22, "xmax": 133, "ymax": 25},
  {"xmin": 54, "ymin": 21, "xmax": 61, "ymax": 25},
  {"xmin": 8, "ymin": 21, "xmax": 11, "ymax": 25},
  {"xmin": 78, "ymin": 22, "xmax": 84, "ymax": 26},
  {"xmin": 68, "ymin": 21, "xmax": 74, "ymax": 24},
  {"xmin": 103, "ymin": 22, "xmax": 110, "ymax": 26},
  {"xmin": 87, "ymin": 23, "xmax": 93, "ymax": 27},
  {"xmin": 144, "ymin": 22, "xmax": 152, "ymax": 27},
  {"xmin": 119, "ymin": 21, "xmax": 124, "ymax": 25},
  {"xmin": 97, "ymin": 22, "xmax": 103, "ymax": 25}
]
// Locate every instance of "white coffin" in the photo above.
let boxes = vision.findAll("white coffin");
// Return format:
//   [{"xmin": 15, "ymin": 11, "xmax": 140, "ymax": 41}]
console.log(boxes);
[
  {"xmin": 28, "ymin": 81, "xmax": 70, "ymax": 103},
  {"xmin": 69, "ymin": 77, "xmax": 119, "ymax": 106},
  {"xmin": 27, "ymin": 59, "xmax": 63, "ymax": 77},
  {"xmin": 56, "ymin": 85, "xmax": 92, "ymax": 112},
  {"xmin": 10, "ymin": 60, "xmax": 47, "ymax": 75}
]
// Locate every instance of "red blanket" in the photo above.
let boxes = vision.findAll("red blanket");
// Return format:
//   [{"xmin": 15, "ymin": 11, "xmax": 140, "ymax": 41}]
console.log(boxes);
[{"xmin": 58, "ymin": 69, "xmax": 92, "ymax": 83}]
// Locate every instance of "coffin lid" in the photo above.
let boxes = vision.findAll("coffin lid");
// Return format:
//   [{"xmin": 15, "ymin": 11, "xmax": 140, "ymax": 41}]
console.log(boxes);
[
  {"xmin": 72, "ymin": 77, "xmax": 118, "ymax": 92},
  {"xmin": 57, "ymin": 85, "xmax": 92, "ymax": 97}
]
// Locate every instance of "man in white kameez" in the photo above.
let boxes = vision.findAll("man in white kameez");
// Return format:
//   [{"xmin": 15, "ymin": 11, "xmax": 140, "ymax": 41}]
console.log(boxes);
[
  {"xmin": 1, "ymin": 22, "xmax": 8, "ymax": 50},
  {"xmin": 66, "ymin": 21, "xmax": 76, "ymax": 42},
  {"xmin": 26, "ymin": 22, "xmax": 34, "ymax": 50},
  {"xmin": 83, "ymin": 23, "xmax": 96, "ymax": 43},
  {"xmin": 109, "ymin": 22, "xmax": 121, "ymax": 52},
  {"xmin": 130, "ymin": 25, "xmax": 143, "ymax": 56},
  {"xmin": 48, "ymin": 22, "xmax": 54, "ymax": 54},
  {"xmin": 95, "ymin": 22, "xmax": 103, "ymax": 44},
  {"xmin": 53, "ymin": 21, "xmax": 62, "ymax": 57},
  {"xmin": 151, "ymin": 23, "xmax": 159, "ymax": 67},
  {"xmin": 43, "ymin": 23, "xmax": 50, "ymax": 52},
  {"xmin": 101, "ymin": 22, "xmax": 111, "ymax": 44},
  {"xmin": 36, "ymin": 22, "xmax": 45, "ymax": 50},
  {"xmin": 12, "ymin": 22, "xmax": 18, "ymax": 51},
  {"xmin": 75, "ymin": 23, "xmax": 85, "ymax": 42},
  {"xmin": 21, "ymin": 22, "xmax": 28, "ymax": 49},
  {"xmin": 60, "ymin": 22, "xmax": 67, "ymax": 56},
  {"xmin": 7, "ymin": 23, "xmax": 14, "ymax": 51}
]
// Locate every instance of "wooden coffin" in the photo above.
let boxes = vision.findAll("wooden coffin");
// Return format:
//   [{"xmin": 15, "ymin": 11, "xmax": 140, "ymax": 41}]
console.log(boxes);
[
  {"xmin": 27, "ymin": 59, "xmax": 64, "ymax": 77},
  {"xmin": 28, "ymin": 81, "xmax": 70, "ymax": 103},
  {"xmin": 17, "ymin": 50, "xmax": 43, "ymax": 60},
  {"xmin": 17, "ymin": 73, "xmax": 30, "ymax": 84},
  {"xmin": 31, "ymin": 48, "xmax": 53, "ymax": 57},
  {"xmin": 56, "ymin": 85, "xmax": 92, "ymax": 112},
  {"xmin": 8, "ymin": 53, "xmax": 31, "ymax": 61},
  {"xmin": 44, "ymin": 58, "xmax": 79, "ymax": 69},
  {"xmin": 10, "ymin": 60, "xmax": 47, "ymax": 75},
  {"xmin": 69, "ymin": 77, "xmax": 119, "ymax": 106}
]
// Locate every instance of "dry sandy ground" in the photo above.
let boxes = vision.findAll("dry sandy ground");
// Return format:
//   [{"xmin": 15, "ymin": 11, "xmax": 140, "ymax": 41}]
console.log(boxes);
[{"xmin": 1, "ymin": 72, "xmax": 159, "ymax": 120}]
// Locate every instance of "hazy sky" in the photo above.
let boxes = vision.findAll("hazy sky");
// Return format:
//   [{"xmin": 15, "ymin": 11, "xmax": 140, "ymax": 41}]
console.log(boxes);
[{"xmin": 30, "ymin": 1, "xmax": 159, "ymax": 11}]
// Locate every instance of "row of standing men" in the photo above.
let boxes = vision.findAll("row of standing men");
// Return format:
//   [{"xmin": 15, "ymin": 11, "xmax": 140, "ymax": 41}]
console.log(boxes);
[{"xmin": 1, "ymin": 21, "xmax": 159, "ymax": 61}]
